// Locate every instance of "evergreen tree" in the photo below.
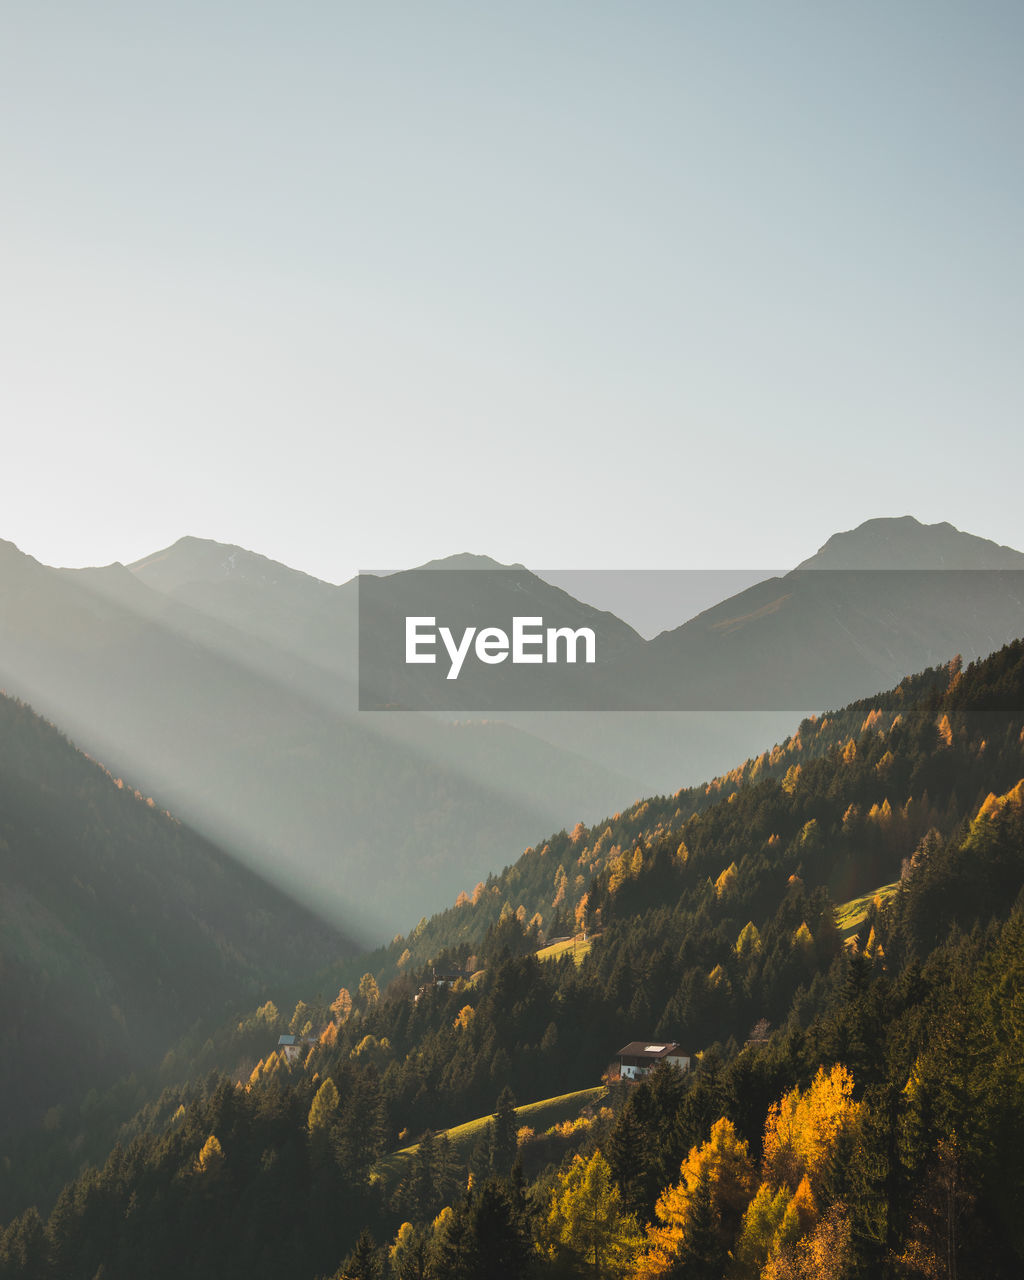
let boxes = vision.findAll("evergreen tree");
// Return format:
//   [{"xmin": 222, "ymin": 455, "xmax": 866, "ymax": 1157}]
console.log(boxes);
[
  {"xmin": 337, "ymin": 1227, "xmax": 383, "ymax": 1280},
  {"xmin": 606, "ymin": 1102, "xmax": 648, "ymax": 1219},
  {"xmin": 468, "ymin": 1125, "xmax": 494, "ymax": 1187},
  {"xmin": 492, "ymin": 1087, "xmax": 519, "ymax": 1180},
  {"xmin": 408, "ymin": 1130, "xmax": 438, "ymax": 1221},
  {"xmin": 432, "ymin": 1181, "xmax": 534, "ymax": 1280}
]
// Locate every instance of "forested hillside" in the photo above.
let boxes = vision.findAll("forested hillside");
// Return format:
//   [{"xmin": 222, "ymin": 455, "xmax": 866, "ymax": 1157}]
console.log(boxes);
[
  {"xmin": 0, "ymin": 691, "xmax": 352, "ymax": 1146},
  {"xmin": 2, "ymin": 640, "xmax": 1023, "ymax": 1277}
]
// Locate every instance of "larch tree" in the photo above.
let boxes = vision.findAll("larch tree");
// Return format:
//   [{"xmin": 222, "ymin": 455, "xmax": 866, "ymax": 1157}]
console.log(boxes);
[
  {"xmin": 762, "ymin": 1064, "xmax": 861, "ymax": 1196},
  {"xmin": 544, "ymin": 1150, "xmax": 643, "ymax": 1277},
  {"xmin": 635, "ymin": 1116, "xmax": 755, "ymax": 1276}
]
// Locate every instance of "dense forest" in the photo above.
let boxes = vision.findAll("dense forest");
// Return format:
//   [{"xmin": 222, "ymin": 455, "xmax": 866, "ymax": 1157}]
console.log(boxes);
[{"xmin": 2, "ymin": 640, "xmax": 1024, "ymax": 1277}]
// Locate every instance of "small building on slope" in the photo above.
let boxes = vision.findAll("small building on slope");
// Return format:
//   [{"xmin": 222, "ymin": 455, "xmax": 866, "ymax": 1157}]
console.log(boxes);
[{"xmin": 617, "ymin": 1041, "xmax": 690, "ymax": 1081}]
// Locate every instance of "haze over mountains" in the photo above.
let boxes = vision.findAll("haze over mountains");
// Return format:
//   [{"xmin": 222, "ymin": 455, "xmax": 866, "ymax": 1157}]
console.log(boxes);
[
  {"xmin": 0, "ymin": 538, "xmax": 642, "ymax": 941},
  {"xmin": 1, "ymin": 517, "xmax": 1023, "ymax": 945},
  {"xmin": 0, "ymin": 689, "xmax": 350, "ymax": 1138}
]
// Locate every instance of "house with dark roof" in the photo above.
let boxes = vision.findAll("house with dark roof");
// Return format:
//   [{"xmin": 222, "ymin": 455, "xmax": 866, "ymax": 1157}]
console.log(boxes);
[
  {"xmin": 617, "ymin": 1041, "xmax": 690, "ymax": 1081},
  {"xmin": 414, "ymin": 966, "xmax": 467, "ymax": 1002},
  {"xmin": 277, "ymin": 1033, "xmax": 300, "ymax": 1063}
]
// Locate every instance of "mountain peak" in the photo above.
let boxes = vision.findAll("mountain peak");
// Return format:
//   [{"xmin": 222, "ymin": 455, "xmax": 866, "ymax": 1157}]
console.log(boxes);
[
  {"xmin": 796, "ymin": 516, "xmax": 1024, "ymax": 571},
  {"xmin": 411, "ymin": 552, "xmax": 525, "ymax": 572},
  {"xmin": 130, "ymin": 537, "xmax": 334, "ymax": 594}
]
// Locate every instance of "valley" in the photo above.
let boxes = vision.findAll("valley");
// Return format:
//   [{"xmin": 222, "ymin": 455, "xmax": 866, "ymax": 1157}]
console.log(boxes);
[{"xmin": 1, "ymin": 518, "xmax": 1023, "ymax": 1277}]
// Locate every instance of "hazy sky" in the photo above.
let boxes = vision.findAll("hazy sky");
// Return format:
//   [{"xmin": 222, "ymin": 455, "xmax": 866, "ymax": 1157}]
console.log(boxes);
[{"xmin": 3, "ymin": 2, "xmax": 1022, "ymax": 583}]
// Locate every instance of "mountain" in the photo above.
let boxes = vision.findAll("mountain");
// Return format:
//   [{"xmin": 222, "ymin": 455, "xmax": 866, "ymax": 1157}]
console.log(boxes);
[
  {"xmin": 128, "ymin": 540, "xmax": 646, "ymax": 709},
  {"xmin": 6, "ymin": 637, "xmax": 1023, "ymax": 1277},
  {"xmin": 3, "ymin": 517, "xmax": 1022, "ymax": 944},
  {"xmin": 127, "ymin": 535, "xmax": 356, "ymax": 683},
  {"xmin": 353, "ymin": 556, "xmax": 644, "ymax": 709},
  {"xmin": 0, "ymin": 539, "xmax": 643, "ymax": 941},
  {"xmin": 796, "ymin": 514, "xmax": 1024, "ymax": 570},
  {"xmin": 613, "ymin": 516, "xmax": 1024, "ymax": 712},
  {"xmin": 0, "ymin": 688, "xmax": 351, "ymax": 1141},
  {"xmin": 125, "ymin": 538, "xmax": 792, "ymax": 849}
]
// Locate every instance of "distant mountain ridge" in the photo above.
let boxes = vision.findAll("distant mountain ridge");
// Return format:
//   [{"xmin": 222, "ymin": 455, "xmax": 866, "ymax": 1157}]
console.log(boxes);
[
  {"xmin": 2, "ymin": 515, "xmax": 1023, "ymax": 945},
  {"xmin": 616, "ymin": 516, "xmax": 1024, "ymax": 712},
  {"xmin": 797, "ymin": 515, "xmax": 1024, "ymax": 570},
  {"xmin": 0, "ymin": 538, "xmax": 644, "ymax": 940}
]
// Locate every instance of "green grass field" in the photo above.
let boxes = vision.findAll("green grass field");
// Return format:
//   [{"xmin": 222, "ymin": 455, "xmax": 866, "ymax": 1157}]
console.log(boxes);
[
  {"xmin": 535, "ymin": 934, "xmax": 592, "ymax": 966},
  {"xmin": 372, "ymin": 1085, "xmax": 607, "ymax": 1189},
  {"xmin": 835, "ymin": 881, "xmax": 900, "ymax": 938}
]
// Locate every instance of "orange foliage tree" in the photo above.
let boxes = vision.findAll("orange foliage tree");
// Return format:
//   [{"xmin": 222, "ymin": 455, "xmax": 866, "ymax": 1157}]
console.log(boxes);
[{"xmin": 632, "ymin": 1116, "xmax": 755, "ymax": 1277}]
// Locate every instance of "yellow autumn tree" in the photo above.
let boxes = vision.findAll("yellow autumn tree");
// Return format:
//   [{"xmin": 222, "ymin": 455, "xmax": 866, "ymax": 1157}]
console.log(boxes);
[
  {"xmin": 307, "ymin": 1076, "xmax": 339, "ymax": 1134},
  {"xmin": 735, "ymin": 921, "xmax": 762, "ymax": 960},
  {"xmin": 732, "ymin": 1182, "xmax": 791, "ymax": 1278},
  {"xmin": 782, "ymin": 763, "xmax": 802, "ymax": 795},
  {"xmin": 762, "ymin": 1064, "xmax": 861, "ymax": 1195},
  {"xmin": 542, "ymin": 1151, "xmax": 643, "ymax": 1277},
  {"xmin": 634, "ymin": 1117, "xmax": 755, "ymax": 1276},
  {"xmin": 453, "ymin": 1005, "xmax": 475, "ymax": 1032},
  {"xmin": 973, "ymin": 778, "xmax": 1024, "ymax": 826},
  {"xmin": 714, "ymin": 862, "xmax": 739, "ymax": 898},
  {"xmin": 761, "ymin": 1201, "xmax": 853, "ymax": 1279},
  {"xmin": 708, "ymin": 964, "xmax": 731, "ymax": 994},
  {"xmin": 607, "ymin": 847, "xmax": 628, "ymax": 896},
  {"xmin": 195, "ymin": 1133, "xmax": 224, "ymax": 1175}
]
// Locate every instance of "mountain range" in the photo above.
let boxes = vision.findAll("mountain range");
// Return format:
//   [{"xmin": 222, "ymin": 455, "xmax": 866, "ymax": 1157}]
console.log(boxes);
[
  {"xmin": 1, "ymin": 516, "xmax": 1023, "ymax": 945},
  {"xmin": 4, "ymin": 619, "xmax": 1023, "ymax": 1277}
]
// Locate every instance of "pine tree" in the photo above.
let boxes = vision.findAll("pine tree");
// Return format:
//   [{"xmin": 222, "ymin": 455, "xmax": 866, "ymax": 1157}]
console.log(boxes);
[
  {"xmin": 433, "ymin": 1182, "xmax": 535, "ymax": 1279},
  {"xmin": 409, "ymin": 1130, "xmax": 438, "ymax": 1220},
  {"xmin": 337, "ymin": 1227, "xmax": 383, "ymax": 1280},
  {"xmin": 606, "ymin": 1103, "xmax": 648, "ymax": 1219},
  {"xmin": 492, "ymin": 1087, "xmax": 519, "ymax": 1180},
  {"xmin": 390, "ymin": 1222, "xmax": 431, "ymax": 1280},
  {"xmin": 469, "ymin": 1125, "xmax": 494, "ymax": 1187}
]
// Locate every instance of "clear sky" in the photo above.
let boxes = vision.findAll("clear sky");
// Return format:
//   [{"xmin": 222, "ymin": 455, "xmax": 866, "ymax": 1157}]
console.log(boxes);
[{"xmin": 3, "ymin": 2, "xmax": 1022, "ymax": 583}]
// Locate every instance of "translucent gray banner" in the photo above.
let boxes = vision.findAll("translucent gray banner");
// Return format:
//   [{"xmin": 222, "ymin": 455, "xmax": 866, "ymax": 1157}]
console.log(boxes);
[{"xmin": 357, "ymin": 567, "xmax": 1024, "ymax": 711}]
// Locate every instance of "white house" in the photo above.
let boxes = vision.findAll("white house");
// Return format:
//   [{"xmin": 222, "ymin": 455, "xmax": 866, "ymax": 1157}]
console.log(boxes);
[{"xmin": 617, "ymin": 1041, "xmax": 690, "ymax": 1081}]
